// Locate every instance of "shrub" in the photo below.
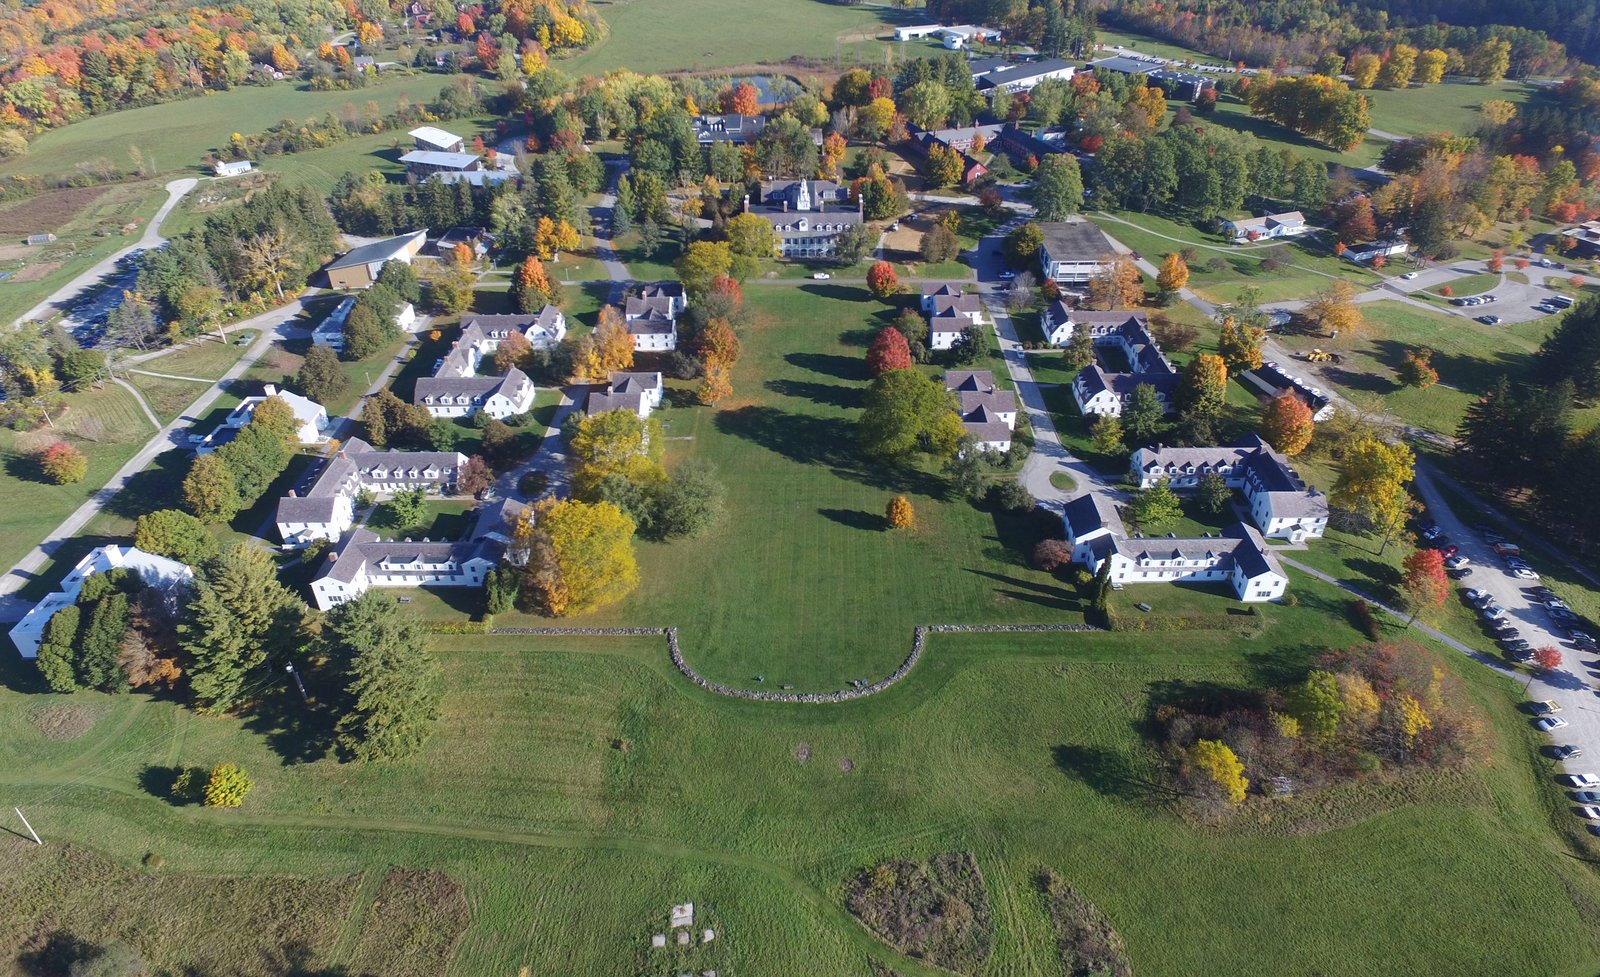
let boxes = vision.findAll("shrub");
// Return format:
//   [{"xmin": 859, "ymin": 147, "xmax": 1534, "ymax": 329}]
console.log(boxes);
[
  {"xmin": 886, "ymin": 494, "xmax": 914, "ymax": 528},
  {"xmin": 202, "ymin": 763, "xmax": 253, "ymax": 808},
  {"xmin": 1349, "ymin": 599, "xmax": 1381, "ymax": 639},
  {"xmin": 987, "ymin": 480, "xmax": 1035, "ymax": 512},
  {"xmin": 170, "ymin": 765, "xmax": 207, "ymax": 803},
  {"xmin": 844, "ymin": 853, "xmax": 993, "ymax": 972},
  {"xmin": 39, "ymin": 441, "xmax": 87, "ymax": 484},
  {"xmin": 1033, "ymin": 539, "xmax": 1072, "ymax": 571}
]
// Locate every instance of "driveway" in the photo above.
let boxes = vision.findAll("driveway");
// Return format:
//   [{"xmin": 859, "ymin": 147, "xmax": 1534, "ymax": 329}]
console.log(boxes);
[{"xmin": 1409, "ymin": 464, "xmax": 1600, "ymax": 778}]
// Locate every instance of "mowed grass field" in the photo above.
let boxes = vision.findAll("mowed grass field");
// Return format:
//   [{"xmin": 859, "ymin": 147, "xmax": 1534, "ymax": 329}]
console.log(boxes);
[
  {"xmin": 0, "ymin": 73, "xmax": 452, "ymax": 183},
  {"xmin": 437, "ymin": 284, "xmax": 1075, "ymax": 690},
  {"xmin": 5, "ymin": 585, "xmax": 1600, "ymax": 976},
  {"xmin": 562, "ymin": 0, "xmax": 898, "ymax": 74},
  {"xmin": 1362, "ymin": 79, "xmax": 1543, "ymax": 140}
]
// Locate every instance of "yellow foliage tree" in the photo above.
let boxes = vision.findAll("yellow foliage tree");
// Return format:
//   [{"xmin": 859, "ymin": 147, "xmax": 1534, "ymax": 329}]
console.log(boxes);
[
  {"xmin": 568, "ymin": 408, "xmax": 665, "ymax": 497},
  {"xmin": 1349, "ymin": 53, "xmax": 1381, "ymax": 89},
  {"xmin": 1305, "ymin": 279, "xmax": 1366, "ymax": 338},
  {"xmin": 1336, "ymin": 672, "xmax": 1382, "ymax": 731},
  {"xmin": 1156, "ymin": 252, "xmax": 1189, "ymax": 294},
  {"xmin": 1189, "ymin": 739, "xmax": 1248, "ymax": 805},
  {"xmin": 697, "ymin": 360, "xmax": 733, "ymax": 405},
  {"xmin": 1396, "ymin": 692, "xmax": 1432, "ymax": 744},
  {"xmin": 1087, "ymin": 254, "xmax": 1143, "ymax": 309},
  {"xmin": 526, "ymin": 497, "xmax": 639, "ymax": 616},
  {"xmin": 886, "ymin": 495, "xmax": 914, "ymax": 529}
]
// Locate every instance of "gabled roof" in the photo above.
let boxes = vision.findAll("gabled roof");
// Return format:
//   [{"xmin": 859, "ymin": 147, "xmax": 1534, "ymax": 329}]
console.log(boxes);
[
  {"xmin": 325, "ymin": 230, "xmax": 426, "ymax": 270},
  {"xmin": 1062, "ymin": 492, "xmax": 1125, "ymax": 539},
  {"xmin": 1088, "ymin": 56, "xmax": 1156, "ymax": 75},
  {"xmin": 627, "ymin": 314, "xmax": 676, "ymax": 336}
]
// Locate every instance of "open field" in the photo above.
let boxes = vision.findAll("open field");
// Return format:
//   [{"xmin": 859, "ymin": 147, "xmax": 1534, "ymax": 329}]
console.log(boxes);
[
  {"xmin": 562, "ymin": 0, "xmax": 899, "ymax": 75},
  {"xmin": 0, "ymin": 74, "xmax": 454, "ymax": 183},
  {"xmin": 4, "ymin": 577, "xmax": 1600, "ymax": 975},
  {"xmin": 1362, "ymin": 79, "xmax": 1543, "ymax": 141},
  {"xmin": 0, "ymin": 180, "xmax": 167, "ymax": 325},
  {"xmin": 1199, "ymin": 96, "xmax": 1388, "ymax": 170}
]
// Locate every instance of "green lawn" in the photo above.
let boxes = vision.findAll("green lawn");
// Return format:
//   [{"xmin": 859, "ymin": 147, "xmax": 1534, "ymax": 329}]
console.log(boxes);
[
  {"xmin": 0, "ymin": 74, "xmax": 455, "ymax": 182},
  {"xmin": 1362, "ymin": 79, "xmax": 1543, "ymax": 140},
  {"xmin": 1273, "ymin": 301, "xmax": 1551, "ymax": 436},
  {"xmin": 1199, "ymin": 96, "xmax": 1387, "ymax": 170},
  {"xmin": 125, "ymin": 372, "xmax": 211, "ymax": 425},
  {"xmin": 5, "ymin": 574, "xmax": 1600, "ymax": 976},
  {"xmin": 559, "ymin": 0, "xmax": 896, "ymax": 75},
  {"xmin": 137, "ymin": 334, "xmax": 255, "ymax": 381},
  {"xmin": 367, "ymin": 498, "xmax": 476, "ymax": 540},
  {"xmin": 1428, "ymin": 272, "xmax": 1499, "ymax": 298},
  {"xmin": 0, "ymin": 384, "xmax": 154, "ymax": 577}
]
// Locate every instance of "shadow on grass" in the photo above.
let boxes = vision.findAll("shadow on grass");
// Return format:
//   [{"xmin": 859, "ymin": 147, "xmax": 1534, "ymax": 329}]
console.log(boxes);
[
  {"xmin": 964, "ymin": 568, "xmax": 1080, "ymax": 611},
  {"xmin": 99, "ymin": 449, "xmax": 190, "ymax": 521},
  {"xmin": 1051, "ymin": 744, "xmax": 1175, "ymax": 803},
  {"xmin": 784, "ymin": 351, "xmax": 870, "ymax": 381},
  {"xmin": 240, "ymin": 685, "xmax": 335, "ymax": 766},
  {"xmin": 764, "ymin": 377, "xmax": 863, "ymax": 409},
  {"xmin": 818, "ymin": 507, "xmax": 885, "ymax": 532},
  {"xmin": 714, "ymin": 405, "xmax": 944, "ymax": 496}
]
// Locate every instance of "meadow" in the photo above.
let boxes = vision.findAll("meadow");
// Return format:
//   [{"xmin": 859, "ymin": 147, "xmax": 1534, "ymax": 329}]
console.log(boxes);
[{"xmin": 4, "ymin": 576, "xmax": 1600, "ymax": 976}]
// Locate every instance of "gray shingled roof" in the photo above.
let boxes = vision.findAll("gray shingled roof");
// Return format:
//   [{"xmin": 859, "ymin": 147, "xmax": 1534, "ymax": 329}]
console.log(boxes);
[
  {"xmin": 324, "ymin": 230, "xmax": 425, "ymax": 270},
  {"xmin": 1038, "ymin": 221, "xmax": 1117, "ymax": 262}
]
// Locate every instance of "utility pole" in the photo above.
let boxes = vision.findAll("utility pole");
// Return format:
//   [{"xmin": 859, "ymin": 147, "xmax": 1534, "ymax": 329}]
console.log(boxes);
[
  {"xmin": 286, "ymin": 663, "xmax": 308, "ymax": 704},
  {"xmin": 14, "ymin": 807, "xmax": 41, "ymax": 845}
]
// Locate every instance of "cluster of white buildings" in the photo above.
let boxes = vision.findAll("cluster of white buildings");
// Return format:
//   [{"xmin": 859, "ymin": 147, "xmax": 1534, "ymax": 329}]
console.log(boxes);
[
  {"xmin": 274, "ymin": 438, "xmax": 470, "ymax": 547},
  {"xmin": 622, "ymin": 282, "xmax": 685, "ymax": 351},
  {"xmin": 921, "ymin": 283, "xmax": 986, "ymax": 351},
  {"xmin": 586, "ymin": 371, "xmax": 665, "ymax": 419},
  {"xmin": 1037, "ymin": 221, "xmax": 1118, "ymax": 285},
  {"xmin": 892, "ymin": 23, "xmax": 1001, "ymax": 49},
  {"xmin": 413, "ymin": 308, "xmax": 565, "ymax": 420},
  {"xmin": 1220, "ymin": 211, "xmax": 1307, "ymax": 242},
  {"xmin": 1043, "ymin": 307, "xmax": 1181, "ymax": 419},
  {"xmin": 1129, "ymin": 435, "xmax": 1328, "ymax": 543},
  {"xmin": 308, "ymin": 497, "xmax": 530, "ymax": 611},
  {"xmin": 400, "ymin": 127, "xmax": 519, "ymax": 187}
]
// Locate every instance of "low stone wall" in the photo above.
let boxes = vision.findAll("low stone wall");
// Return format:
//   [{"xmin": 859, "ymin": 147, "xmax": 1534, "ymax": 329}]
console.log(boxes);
[{"xmin": 489, "ymin": 622, "xmax": 1105, "ymax": 704}]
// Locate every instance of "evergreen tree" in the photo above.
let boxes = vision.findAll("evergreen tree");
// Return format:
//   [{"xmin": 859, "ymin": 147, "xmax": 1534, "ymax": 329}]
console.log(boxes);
[
  {"xmin": 1122, "ymin": 383, "xmax": 1166, "ymax": 445},
  {"xmin": 327, "ymin": 591, "xmax": 442, "ymax": 762},
  {"xmin": 181, "ymin": 546, "xmax": 305, "ymax": 713},
  {"xmin": 1535, "ymin": 297, "xmax": 1600, "ymax": 397}
]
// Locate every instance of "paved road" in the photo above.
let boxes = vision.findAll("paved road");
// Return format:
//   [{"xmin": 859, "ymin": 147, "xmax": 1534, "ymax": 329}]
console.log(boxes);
[
  {"xmin": 16, "ymin": 177, "xmax": 199, "ymax": 328},
  {"xmin": 0, "ymin": 296, "xmax": 320, "ymax": 620}
]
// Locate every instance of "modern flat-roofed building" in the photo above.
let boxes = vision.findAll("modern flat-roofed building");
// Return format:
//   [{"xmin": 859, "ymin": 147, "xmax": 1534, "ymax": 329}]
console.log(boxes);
[{"xmin": 1037, "ymin": 220, "xmax": 1117, "ymax": 284}]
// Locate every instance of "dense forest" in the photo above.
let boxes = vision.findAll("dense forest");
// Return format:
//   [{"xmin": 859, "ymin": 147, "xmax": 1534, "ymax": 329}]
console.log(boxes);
[{"xmin": 0, "ymin": 0, "xmax": 604, "ymax": 148}]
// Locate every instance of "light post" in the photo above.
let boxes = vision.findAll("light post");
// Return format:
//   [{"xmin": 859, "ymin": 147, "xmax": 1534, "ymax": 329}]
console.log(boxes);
[{"xmin": 286, "ymin": 662, "xmax": 308, "ymax": 704}]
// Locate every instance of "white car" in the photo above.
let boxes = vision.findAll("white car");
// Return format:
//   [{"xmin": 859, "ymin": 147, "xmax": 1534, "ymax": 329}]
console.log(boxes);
[
  {"xmin": 998, "ymin": 270, "xmax": 1016, "ymax": 280},
  {"xmin": 1400, "ymin": 271, "xmax": 1419, "ymax": 280},
  {"xmin": 811, "ymin": 272, "xmax": 831, "ymax": 280},
  {"xmin": 1581, "ymin": 806, "xmax": 1600, "ymax": 820},
  {"xmin": 1511, "ymin": 566, "xmax": 1540, "ymax": 580},
  {"xmin": 1537, "ymin": 716, "xmax": 1570, "ymax": 732},
  {"xmin": 1463, "ymin": 588, "xmax": 1491, "ymax": 604},
  {"xmin": 1565, "ymin": 774, "xmax": 1600, "ymax": 788}
]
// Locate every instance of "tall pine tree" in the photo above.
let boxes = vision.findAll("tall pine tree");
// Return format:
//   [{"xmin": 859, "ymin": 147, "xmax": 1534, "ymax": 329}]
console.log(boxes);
[
  {"xmin": 327, "ymin": 592, "xmax": 442, "ymax": 762},
  {"xmin": 181, "ymin": 546, "xmax": 305, "ymax": 713}
]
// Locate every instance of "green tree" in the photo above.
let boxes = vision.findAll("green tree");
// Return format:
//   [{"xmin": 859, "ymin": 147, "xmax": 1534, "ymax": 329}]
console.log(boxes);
[
  {"xmin": 133, "ymin": 509, "xmax": 218, "ymax": 564},
  {"xmin": 382, "ymin": 486, "xmax": 428, "ymax": 530},
  {"xmin": 430, "ymin": 265, "xmax": 476, "ymax": 315},
  {"xmin": 327, "ymin": 591, "xmax": 442, "ymax": 762},
  {"xmin": 1127, "ymin": 478, "xmax": 1181, "ymax": 529},
  {"xmin": 1064, "ymin": 325, "xmax": 1094, "ymax": 371},
  {"xmin": 1121, "ymin": 383, "xmax": 1166, "ymax": 445},
  {"xmin": 1535, "ymin": 297, "xmax": 1600, "ymax": 397},
  {"xmin": 1032, "ymin": 154, "xmax": 1084, "ymax": 221},
  {"xmin": 858, "ymin": 368, "xmax": 965, "ymax": 459},
  {"xmin": 36, "ymin": 604, "xmax": 82, "ymax": 693},
  {"xmin": 1289, "ymin": 670, "xmax": 1344, "ymax": 740},
  {"xmin": 902, "ymin": 80, "xmax": 953, "ymax": 130},
  {"xmin": 1005, "ymin": 222, "xmax": 1044, "ymax": 269},
  {"xmin": 1090, "ymin": 414, "xmax": 1125, "ymax": 456},
  {"xmin": 181, "ymin": 545, "xmax": 305, "ymax": 713},
  {"xmin": 651, "ymin": 458, "xmax": 727, "ymax": 539},
  {"xmin": 675, "ymin": 240, "xmax": 734, "ymax": 299},
  {"xmin": 1197, "ymin": 471, "xmax": 1232, "ymax": 514},
  {"xmin": 1331, "ymin": 438, "xmax": 1415, "ymax": 544},
  {"xmin": 297, "ymin": 343, "xmax": 349, "ymax": 405},
  {"xmin": 342, "ymin": 301, "xmax": 389, "ymax": 360},
  {"xmin": 182, "ymin": 454, "xmax": 242, "ymax": 524},
  {"xmin": 726, "ymin": 212, "xmax": 779, "ymax": 258},
  {"xmin": 1178, "ymin": 352, "xmax": 1228, "ymax": 416}
]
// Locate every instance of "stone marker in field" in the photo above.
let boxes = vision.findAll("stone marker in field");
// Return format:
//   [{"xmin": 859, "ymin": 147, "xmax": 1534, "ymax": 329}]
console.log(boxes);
[
  {"xmin": 651, "ymin": 933, "xmax": 666, "ymax": 948},
  {"xmin": 702, "ymin": 928, "xmax": 715, "ymax": 943},
  {"xmin": 670, "ymin": 902, "xmax": 694, "ymax": 928}
]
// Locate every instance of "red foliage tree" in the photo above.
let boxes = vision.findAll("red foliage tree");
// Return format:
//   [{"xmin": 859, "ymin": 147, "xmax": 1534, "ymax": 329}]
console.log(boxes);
[
  {"xmin": 1487, "ymin": 248, "xmax": 1504, "ymax": 273},
  {"xmin": 457, "ymin": 12, "xmax": 476, "ymax": 34},
  {"xmin": 867, "ymin": 76, "xmax": 892, "ymax": 100},
  {"xmin": 709, "ymin": 274, "xmax": 743, "ymax": 311},
  {"xmin": 730, "ymin": 81, "xmax": 760, "ymax": 116},
  {"xmin": 1400, "ymin": 548, "xmax": 1449, "ymax": 622},
  {"xmin": 1439, "ymin": 285, "xmax": 1453, "ymax": 297},
  {"xmin": 1078, "ymin": 134, "xmax": 1104, "ymax": 153},
  {"xmin": 1514, "ymin": 257, "xmax": 1530, "ymax": 270},
  {"xmin": 475, "ymin": 33, "xmax": 499, "ymax": 67},
  {"xmin": 866, "ymin": 261, "xmax": 899, "ymax": 299},
  {"xmin": 1534, "ymin": 646, "xmax": 1563, "ymax": 672},
  {"xmin": 1259, "ymin": 393, "xmax": 1314, "ymax": 455},
  {"xmin": 866, "ymin": 326, "xmax": 913, "ymax": 375}
]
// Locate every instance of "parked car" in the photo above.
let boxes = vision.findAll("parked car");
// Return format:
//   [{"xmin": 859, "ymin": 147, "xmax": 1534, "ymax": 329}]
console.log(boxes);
[
  {"xmin": 1476, "ymin": 314, "xmax": 1502, "ymax": 325},
  {"xmin": 1557, "ymin": 745, "xmax": 1585, "ymax": 760},
  {"xmin": 1537, "ymin": 716, "xmax": 1570, "ymax": 732},
  {"xmin": 1463, "ymin": 588, "xmax": 1491, "ymax": 604},
  {"xmin": 1551, "ymin": 607, "xmax": 1581, "ymax": 624},
  {"xmin": 1569, "ymin": 629, "xmax": 1596, "ymax": 647},
  {"xmin": 811, "ymin": 272, "xmax": 831, "ymax": 280},
  {"xmin": 1400, "ymin": 271, "xmax": 1420, "ymax": 280},
  {"xmin": 1580, "ymin": 805, "xmax": 1600, "ymax": 819},
  {"xmin": 1421, "ymin": 526, "xmax": 1444, "ymax": 541},
  {"xmin": 1508, "ymin": 648, "xmax": 1535, "ymax": 663},
  {"xmin": 1511, "ymin": 566, "xmax": 1541, "ymax": 580},
  {"xmin": 1481, "ymin": 604, "xmax": 1507, "ymax": 620},
  {"xmin": 1574, "ymin": 790, "xmax": 1600, "ymax": 803},
  {"xmin": 1480, "ymin": 293, "xmax": 1498, "ymax": 303},
  {"xmin": 1444, "ymin": 554, "xmax": 1470, "ymax": 569},
  {"xmin": 998, "ymin": 270, "xmax": 1015, "ymax": 280},
  {"xmin": 1534, "ymin": 700, "xmax": 1564, "ymax": 715},
  {"xmin": 1438, "ymin": 544, "xmax": 1460, "ymax": 559},
  {"xmin": 1529, "ymin": 586, "xmax": 1558, "ymax": 600},
  {"xmin": 1565, "ymin": 774, "xmax": 1600, "ymax": 788},
  {"xmin": 1448, "ymin": 566, "xmax": 1474, "ymax": 579}
]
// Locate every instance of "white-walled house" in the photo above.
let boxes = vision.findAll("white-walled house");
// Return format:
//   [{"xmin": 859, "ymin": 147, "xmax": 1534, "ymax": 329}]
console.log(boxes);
[
  {"xmin": 1060, "ymin": 494, "xmax": 1288, "ymax": 603},
  {"xmin": 1220, "ymin": 211, "xmax": 1307, "ymax": 241},
  {"xmin": 1038, "ymin": 220, "xmax": 1117, "ymax": 284},
  {"xmin": 412, "ymin": 316, "xmax": 542, "ymax": 420},
  {"xmin": 213, "ymin": 159, "xmax": 252, "ymax": 177},
  {"xmin": 1069, "ymin": 313, "xmax": 1179, "ymax": 418},
  {"xmin": 10, "ymin": 547, "xmax": 193, "ymax": 657},
  {"xmin": 202, "ymin": 385, "xmax": 327, "ymax": 449},
  {"xmin": 623, "ymin": 284, "xmax": 686, "ymax": 352},
  {"xmin": 587, "ymin": 372, "xmax": 664, "ymax": 419},
  {"xmin": 310, "ymin": 529, "xmax": 496, "ymax": 610},
  {"xmin": 946, "ymin": 370, "xmax": 1017, "ymax": 452},
  {"xmin": 925, "ymin": 290, "xmax": 986, "ymax": 351},
  {"xmin": 1129, "ymin": 435, "xmax": 1329, "ymax": 542}
]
